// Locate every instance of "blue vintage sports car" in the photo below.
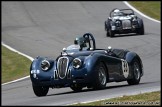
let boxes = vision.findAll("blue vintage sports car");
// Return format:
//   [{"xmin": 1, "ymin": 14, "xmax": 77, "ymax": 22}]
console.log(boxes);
[{"xmin": 30, "ymin": 33, "xmax": 144, "ymax": 96}]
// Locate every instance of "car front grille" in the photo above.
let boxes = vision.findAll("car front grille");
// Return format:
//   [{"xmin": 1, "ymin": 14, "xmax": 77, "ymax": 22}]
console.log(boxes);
[
  {"xmin": 122, "ymin": 20, "xmax": 131, "ymax": 29},
  {"xmin": 57, "ymin": 57, "xmax": 69, "ymax": 79}
]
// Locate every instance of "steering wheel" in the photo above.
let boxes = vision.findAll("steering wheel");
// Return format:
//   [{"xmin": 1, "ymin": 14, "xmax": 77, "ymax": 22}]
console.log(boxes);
[{"xmin": 83, "ymin": 33, "xmax": 96, "ymax": 50}]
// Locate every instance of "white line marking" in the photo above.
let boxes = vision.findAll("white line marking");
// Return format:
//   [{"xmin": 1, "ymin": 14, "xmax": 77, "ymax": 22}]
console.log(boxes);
[
  {"xmin": 1, "ymin": 42, "xmax": 34, "ymax": 85},
  {"xmin": 2, "ymin": 42, "xmax": 34, "ymax": 61},
  {"xmin": 123, "ymin": 1, "xmax": 160, "ymax": 23},
  {"xmin": 1, "ymin": 76, "xmax": 30, "ymax": 86}
]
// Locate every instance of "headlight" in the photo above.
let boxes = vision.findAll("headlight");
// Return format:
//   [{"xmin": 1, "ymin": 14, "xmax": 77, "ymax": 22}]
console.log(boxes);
[
  {"xmin": 132, "ymin": 19, "xmax": 138, "ymax": 25},
  {"xmin": 73, "ymin": 58, "xmax": 82, "ymax": 69},
  {"xmin": 41, "ymin": 60, "xmax": 50, "ymax": 71},
  {"xmin": 115, "ymin": 20, "xmax": 121, "ymax": 27}
]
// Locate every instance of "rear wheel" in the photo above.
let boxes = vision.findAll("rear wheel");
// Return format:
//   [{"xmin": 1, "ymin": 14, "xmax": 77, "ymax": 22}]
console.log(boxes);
[
  {"xmin": 32, "ymin": 84, "xmax": 49, "ymax": 97},
  {"xmin": 127, "ymin": 59, "xmax": 141, "ymax": 85},
  {"xmin": 93, "ymin": 62, "xmax": 107, "ymax": 90},
  {"xmin": 137, "ymin": 20, "xmax": 144, "ymax": 35},
  {"xmin": 105, "ymin": 21, "xmax": 110, "ymax": 37}
]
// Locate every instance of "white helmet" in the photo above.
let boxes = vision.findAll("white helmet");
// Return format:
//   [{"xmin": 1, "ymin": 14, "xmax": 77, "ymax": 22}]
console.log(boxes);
[
  {"xmin": 113, "ymin": 9, "xmax": 122, "ymax": 16},
  {"xmin": 114, "ymin": 9, "xmax": 120, "ymax": 13}
]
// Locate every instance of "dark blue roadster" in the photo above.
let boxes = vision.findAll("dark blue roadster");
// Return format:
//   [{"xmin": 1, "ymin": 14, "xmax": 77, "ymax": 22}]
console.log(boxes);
[{"xmin": 30, "ymin": 33, "xmax": 143, "ymax": 96}]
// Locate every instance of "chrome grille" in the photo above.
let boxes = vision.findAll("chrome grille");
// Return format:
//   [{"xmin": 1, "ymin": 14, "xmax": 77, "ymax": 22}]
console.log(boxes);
[
  {"xmin": 57, "ymin": 57, "xmax": 69, "ymax": 79},
  {"xmin": 122, "ymin": 20, "xmax": 131, "ymax": 29}
]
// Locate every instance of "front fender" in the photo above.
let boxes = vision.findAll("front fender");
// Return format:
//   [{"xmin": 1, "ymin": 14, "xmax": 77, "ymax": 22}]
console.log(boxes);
[
  {"xmin": 84, "ymin": 53, "xmax": 105, "ymax": 72},
  {"xmin": 125, "ymin": 52, "xmax": 137, "ymax": 63},
  {"xmin": 30, "ymin": 56, "xmax": 55, "ymax": 84}
]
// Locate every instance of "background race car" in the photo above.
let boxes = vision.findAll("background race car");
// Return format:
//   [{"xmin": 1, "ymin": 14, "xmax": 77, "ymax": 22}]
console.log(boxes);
[{"xmin": 105, "ymin": 8, "xmax": 145, "ymax": 37}]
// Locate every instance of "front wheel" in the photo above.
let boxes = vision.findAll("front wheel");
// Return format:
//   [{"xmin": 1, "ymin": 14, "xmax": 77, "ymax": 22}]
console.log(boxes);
[
  {"xmin": 70, "ymin": 84, "xmax": 83, "ymax": 92},
  {"xmin": 105, "ymin": 21, "xmax": 107, "ymax": 31},
  {"xmin": 93, "ymin": 62, "xmax": 107, "ymax": 90},
  {"xmin": 32, "ymin": 84, "xmax": 49, "ymax": 97},
  {"xmin": 109, "ymin": 29, "xmax": 115, "ymax": 37},
  {"xmin": 127, "ymin": 59, "xmax": 141, "ymax": 85},
  {"xmin": 106, "ymin": 31, "xmax": 110, "ymax": 37}
]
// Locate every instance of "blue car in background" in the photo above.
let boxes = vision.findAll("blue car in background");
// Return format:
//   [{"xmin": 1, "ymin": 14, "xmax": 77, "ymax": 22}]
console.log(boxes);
[{"xmin": 30, "ymin": 33, "xmax": 143, "ymax": 97}]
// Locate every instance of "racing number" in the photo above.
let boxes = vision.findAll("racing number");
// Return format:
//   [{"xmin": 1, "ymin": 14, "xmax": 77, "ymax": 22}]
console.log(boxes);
[{"xmin": 121, "ymin": 59, "xmax": 129, "ymax": 78}]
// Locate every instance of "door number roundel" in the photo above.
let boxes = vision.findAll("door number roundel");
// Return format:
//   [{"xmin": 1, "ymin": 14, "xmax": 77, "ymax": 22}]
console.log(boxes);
[{"xmin": 121, "ymin": 59, "xmax": 129, "ymax": 78}]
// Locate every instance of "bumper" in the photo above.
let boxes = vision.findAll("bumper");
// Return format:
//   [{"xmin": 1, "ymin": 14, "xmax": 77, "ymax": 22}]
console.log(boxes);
[
  {"xmin": 111, "ymin": 25, "xmax": 139, "ymax": 33},
  {"xmin": 30, "ymin": 68, "xmax": 94, "ymax": 87}
]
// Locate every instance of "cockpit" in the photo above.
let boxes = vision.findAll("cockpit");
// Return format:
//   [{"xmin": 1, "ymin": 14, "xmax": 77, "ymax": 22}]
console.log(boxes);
[
  {"xmin": 63, "ymin": 33, "xmax": 96, "ymax": 52},
  {"xmin": 113, "ymin": 9, "xmax": 124, "ymax": 17}
]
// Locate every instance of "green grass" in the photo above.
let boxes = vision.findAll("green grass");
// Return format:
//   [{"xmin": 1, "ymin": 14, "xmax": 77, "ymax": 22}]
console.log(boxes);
[
  {"xmin": 128, "ymin": 1, "xmax": 161, "ymax": 21},
  {"xmin": 1, "ymin": 45, "xmax": 32, "ymax": 83},
  {"xmin": 72, "ymin": 91, "xmax": 160, "ymax": 106}
]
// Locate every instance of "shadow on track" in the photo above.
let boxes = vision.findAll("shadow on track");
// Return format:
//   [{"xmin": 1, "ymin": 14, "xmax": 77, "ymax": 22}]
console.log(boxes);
[
  {"xmin": 46, "ymin": 81, "xmax": 154, "ymax": 97},
  {"xmin": 109, "ymin": 33, "xmax": 146, "ymax": 38}
]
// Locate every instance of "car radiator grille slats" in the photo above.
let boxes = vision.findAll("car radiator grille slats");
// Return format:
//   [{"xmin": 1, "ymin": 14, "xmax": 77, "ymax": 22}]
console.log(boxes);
[
  {"xmin": 122, "ymin": 20, "xmax": 131, "ymax": 29},
  {"xmin": 57, "ymin": 57, "xmax": 68, "ymax": 79}
]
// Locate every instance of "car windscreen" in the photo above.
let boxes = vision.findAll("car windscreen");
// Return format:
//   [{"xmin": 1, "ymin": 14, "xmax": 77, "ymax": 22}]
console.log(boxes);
[{"xmin": 66, "ymin": 44, "xmax": 80, "ymax": 52}]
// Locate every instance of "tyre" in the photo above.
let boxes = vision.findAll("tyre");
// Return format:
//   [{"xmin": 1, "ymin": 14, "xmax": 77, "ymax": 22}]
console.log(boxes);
[
  {"xmin": 32, "ymin": 84, "xmax": 49, "ymax": 97},
  {"xmin": 93, "ymin": 62, "xmax": 107, "ymax": 90},
  {"xmin": 106, "ymin": 31, "xmax": 110, "ymax": 37},
  {"xmin": 105, "ymin": 21, "xmax": 107, "ymax": 31},
  {"xmin": 137, "ymin": 20, "xmax": 144, "ymax": 35},
  {"xmin": 127, "ymin": 59, "xmax": 141, "ymax": 85},
  {"xmin": 70, "ymin": 84, "xmax": 83, "ymax": 92},
  {"xmin": 109, "ymin": 29, "xmax": 115, "ymax": 37},
  {"xmin": 105, "ymin": 21, "xmax": 110, "ymax": 37}
]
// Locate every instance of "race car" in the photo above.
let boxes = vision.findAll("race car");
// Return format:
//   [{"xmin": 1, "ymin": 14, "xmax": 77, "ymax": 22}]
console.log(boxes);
[
  {"xmin": 105, "ymin": 8, "xmax": 145, "ymax": 37},
  {"xmin": 30, "ymin": 33, "xmax": 144, "ymax": 97}
]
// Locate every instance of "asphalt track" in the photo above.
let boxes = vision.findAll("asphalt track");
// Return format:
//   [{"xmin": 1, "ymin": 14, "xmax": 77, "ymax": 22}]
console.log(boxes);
[{"xmin": 1, "ymin": 1, "xmax": 160, "ymax": 105}]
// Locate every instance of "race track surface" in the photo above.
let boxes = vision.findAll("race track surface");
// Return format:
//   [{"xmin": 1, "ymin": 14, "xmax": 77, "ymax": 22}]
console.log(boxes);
[{"xmin": 2, "ymin": 1, "xmax": 160, "ymax": 105}]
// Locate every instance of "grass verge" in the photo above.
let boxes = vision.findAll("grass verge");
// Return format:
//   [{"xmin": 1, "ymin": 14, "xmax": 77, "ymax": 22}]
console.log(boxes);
[
  {"xmin": 72, "ymin": 91, "xmax": 160, "ymax": 106},
  {"xmin": 128, "ymin": 1, "xmax": 160, "ymax": 21},
  {"xmin": 1, "ymin": 45, "xmax": 31, "ymax": 83}
]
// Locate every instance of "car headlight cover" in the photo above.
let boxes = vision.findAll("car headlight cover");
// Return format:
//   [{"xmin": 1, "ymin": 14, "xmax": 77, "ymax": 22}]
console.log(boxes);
[
  {"xmin": 41, "ymin": 60, "xmax": 50, "ymax": 71},
  {"xmin": 115, "ymin": 20, "xmax": 121, "ymax": 27},
  {"xmin": 73, "ymin": 58, "xmax": 82, "ymax": 69}
]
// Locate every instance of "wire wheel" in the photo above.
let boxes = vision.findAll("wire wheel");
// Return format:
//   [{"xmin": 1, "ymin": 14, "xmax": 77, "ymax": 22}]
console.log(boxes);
[
  {"xmin": 93, "ymin": 62, "xmax": 107, "ymax": 89},
  {"xmin": 134, "ymin": 62, "xmax": 140, "ymax": 80},
  {"xmin": 127, "ymin": 59, "xmax": 141, "ymax": 85},
  {"xmin": 98, "ymin": 66, "xmax": 107, "ymax": 86}
]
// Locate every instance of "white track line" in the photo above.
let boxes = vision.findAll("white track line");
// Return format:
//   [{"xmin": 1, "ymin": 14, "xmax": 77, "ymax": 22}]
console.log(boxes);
[
  {"xmin": 1, "ymin": 42, "xmax": 34, "ymax": 85},
  {"xmin": 2, "ymin": 76, "xmax": 30, "ymax": 86},
  {"xmin": 123, "ymin": 1, "xmax": 160, "ymax": 23}
]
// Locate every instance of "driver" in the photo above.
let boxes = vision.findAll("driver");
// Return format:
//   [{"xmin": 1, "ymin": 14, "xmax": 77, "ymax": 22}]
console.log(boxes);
[
  {"xmin": 113, "ymin": 9, "xmax": 123, "ymax": 16},
  {"xmin": 74, "ymin": 36, "xmax": 87, "ymax": 51}
]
